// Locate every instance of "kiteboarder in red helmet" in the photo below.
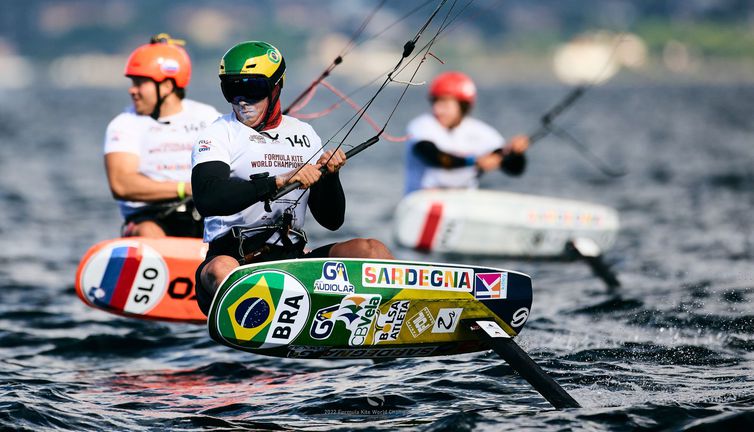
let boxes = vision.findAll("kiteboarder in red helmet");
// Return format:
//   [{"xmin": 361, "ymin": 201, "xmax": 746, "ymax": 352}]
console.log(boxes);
[{"xmin": 404, "ymin": 71, "xmax": 529, "ymax": 195}]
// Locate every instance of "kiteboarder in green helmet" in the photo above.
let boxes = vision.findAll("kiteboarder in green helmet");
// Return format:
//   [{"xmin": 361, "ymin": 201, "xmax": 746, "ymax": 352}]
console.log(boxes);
[
  {"xmin": 218, "ymin": 40, "xmax": 288, "ymax": 131},
  {"xmin": 190, "ymin": 41, "xmax": 394, "ymax": 316}
]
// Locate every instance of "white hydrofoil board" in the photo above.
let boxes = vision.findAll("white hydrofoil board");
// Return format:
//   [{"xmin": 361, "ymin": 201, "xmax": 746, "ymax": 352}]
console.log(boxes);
[{"xmin": 394, "ymin": 189, "xmax": 619, "ymax": 257}]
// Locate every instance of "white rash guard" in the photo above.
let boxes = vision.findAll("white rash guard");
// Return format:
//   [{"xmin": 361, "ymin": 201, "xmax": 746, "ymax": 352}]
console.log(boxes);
[
  {"xmin": 104, "ymin": 99, "xmax": 221, "ymax": 218},
  {"xmin": 191, "ymin": 113, "xmax": 323, "ymax": 244},
  {"xmin": 404, "ymin": 113, "xmax": 505, "ymax": 194}
]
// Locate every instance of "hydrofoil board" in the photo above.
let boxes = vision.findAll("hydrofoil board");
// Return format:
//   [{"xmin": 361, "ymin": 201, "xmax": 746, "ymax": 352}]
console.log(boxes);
[
  {"xmin": 208, "ymin": 258, "xmax": 532, "ymax": 359},
  {"xmin": 75, "ymin": 237, "xmax": 207, "ymax": 323},
  {"xmin": 394, "ymin": 189, "xmax": 619, "ymax": 257}
]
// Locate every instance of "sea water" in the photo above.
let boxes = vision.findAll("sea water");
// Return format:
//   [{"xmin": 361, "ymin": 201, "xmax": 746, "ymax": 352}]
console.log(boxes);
[{"xmin": 1, "ymin": 84, "xmax": 753, "ymax": 430}]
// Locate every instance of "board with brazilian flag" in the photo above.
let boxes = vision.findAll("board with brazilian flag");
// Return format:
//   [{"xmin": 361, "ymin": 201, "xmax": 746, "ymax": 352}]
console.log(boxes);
[{"xmin": 208, "ymin": 258, "xmax": 532, "ymax": 359}]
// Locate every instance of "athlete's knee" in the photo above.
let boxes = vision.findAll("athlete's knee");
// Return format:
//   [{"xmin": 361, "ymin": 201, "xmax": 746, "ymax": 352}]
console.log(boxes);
[
  {"xmin": 202, "ymin": 256, "xmax": 238, "ymax": 293},
  {"xmin": 334, "ymin": 238, "xmax": 393, "ymax": 259},
  {"xmin": 362, "ymin": 238, "xmax": 393, "ymax": 259},
  {"xmin": 196, "ymin": 255, "xmax": 238, "ymax": 316}
]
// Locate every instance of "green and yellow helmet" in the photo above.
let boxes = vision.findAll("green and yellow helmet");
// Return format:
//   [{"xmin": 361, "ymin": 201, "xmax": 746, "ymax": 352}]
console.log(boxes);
[{"xmin": 219, "ymin": 41, "xmax": 286, "ymax": 104}]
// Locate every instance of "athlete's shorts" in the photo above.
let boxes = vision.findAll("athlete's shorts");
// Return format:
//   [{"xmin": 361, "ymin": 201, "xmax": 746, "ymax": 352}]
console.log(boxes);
[
  {"xmin": 123, "ymin": 201, "xmax": 203, "ymax": 238},
  {"xmin": 194, "ymin": 232, "xmax": 334, "ymax": 316}
]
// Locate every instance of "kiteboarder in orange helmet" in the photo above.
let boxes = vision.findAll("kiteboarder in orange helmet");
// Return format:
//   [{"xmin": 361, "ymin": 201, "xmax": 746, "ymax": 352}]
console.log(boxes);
[{"xmin": 104, "ymin": 33, "xmax": 221, "ymax": 238}]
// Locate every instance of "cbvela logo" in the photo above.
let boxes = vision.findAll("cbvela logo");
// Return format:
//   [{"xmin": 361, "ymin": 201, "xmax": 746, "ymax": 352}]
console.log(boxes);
[
  {"xmin": 313, "ymin": 261, "xmax": 354, "ymax": 295},
  {"xmin": 308, "ymin": 294, "xmax": 382, "ymax": 345}
]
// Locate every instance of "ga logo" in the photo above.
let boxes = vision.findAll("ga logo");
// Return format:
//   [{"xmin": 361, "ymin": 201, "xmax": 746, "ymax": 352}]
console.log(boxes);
[{"xmin": 313, "ymin": 261, "xmax": 354, "ymax": 294}]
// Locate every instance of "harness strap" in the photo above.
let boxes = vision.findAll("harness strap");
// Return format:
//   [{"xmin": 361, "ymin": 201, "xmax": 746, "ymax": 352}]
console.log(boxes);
[
  {"xmin": 121, "ymin": 199, "xmax": 203, "ymax": 237},
  {"xmin": 124, "ymin": 199, "xmax": 197, "ymax": 224},
  {"xmin": 230, "ymin": 210, "xmax": 306, "ymax": 264}
]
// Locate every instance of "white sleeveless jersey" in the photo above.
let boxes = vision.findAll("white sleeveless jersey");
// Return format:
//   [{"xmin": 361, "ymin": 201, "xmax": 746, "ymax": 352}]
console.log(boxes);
[
  {"xmin": 191, "ymin": 114, "xmax": 323, "ymax": 244},
  {"xmin": 104, "ymin": 99, "xmax": 221, "ymax": 218},
  {"xmin": 404, "ymin": 113, "xmax": 504, "ymax": 194}
]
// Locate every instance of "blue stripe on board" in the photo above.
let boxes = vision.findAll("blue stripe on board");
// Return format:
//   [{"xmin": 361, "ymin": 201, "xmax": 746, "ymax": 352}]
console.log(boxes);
[{"xmin": 96, "ymin": 247, "xmax": 129, "ymax": 306}]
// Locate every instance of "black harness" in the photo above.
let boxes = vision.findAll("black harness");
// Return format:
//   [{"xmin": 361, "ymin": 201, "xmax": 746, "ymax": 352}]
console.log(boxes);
[
  {"xmin": 123, "ymin": 198, "xmax": 203, "ymax": 238},
  {"xmin": 228, "ymin": 209, "xmax": 307, "ymax": 264}
]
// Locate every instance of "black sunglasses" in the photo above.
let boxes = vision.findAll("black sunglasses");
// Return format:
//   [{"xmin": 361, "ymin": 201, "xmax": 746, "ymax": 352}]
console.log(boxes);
[{"xmin": 220, "ymin": 76, "xmax": 272, "ymax": 104}]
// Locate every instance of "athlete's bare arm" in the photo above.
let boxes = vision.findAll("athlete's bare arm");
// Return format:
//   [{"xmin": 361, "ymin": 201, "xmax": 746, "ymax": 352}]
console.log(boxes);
[{"xmin": 105, "ymin": 152, "xmax": 190, "ymax": 201}]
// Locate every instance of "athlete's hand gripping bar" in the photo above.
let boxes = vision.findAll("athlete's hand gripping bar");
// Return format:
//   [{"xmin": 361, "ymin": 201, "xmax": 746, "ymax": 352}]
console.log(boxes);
[{"xmin": 271, "ymin": 135, "xmax": 380, "ymax": 200}]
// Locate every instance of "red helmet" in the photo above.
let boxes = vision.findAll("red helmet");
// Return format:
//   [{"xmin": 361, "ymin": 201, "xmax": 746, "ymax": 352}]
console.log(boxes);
[
  {"xmin": 124, "ymin": 34, "xmax": 191, "ymax": 88},
  {"xmin": 429, "ymin": 71, "xmax": 476, "ymax": 105}
]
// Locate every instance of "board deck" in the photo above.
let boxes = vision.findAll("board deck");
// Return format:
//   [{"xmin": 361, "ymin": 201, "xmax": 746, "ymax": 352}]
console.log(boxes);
[
  {"xmin": 75, "ymin": 237, "xmax": 207, "ymax": 323},
  {"xmin": 394, "ymin": 189, "xmax": 619, "ymax": 257},
  {"xmin": 208, "ymin": 258, "xmax": 532, "ymax": 359}
]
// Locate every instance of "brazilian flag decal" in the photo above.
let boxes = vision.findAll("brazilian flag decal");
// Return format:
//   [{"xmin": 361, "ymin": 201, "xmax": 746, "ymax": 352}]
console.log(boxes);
[
  {"xmin": 218, "ymin": 272, "xmax": 284, "ymax": 347},
  {"xmin": 215, "ymin": 270, "xmax": 311, "ymax": 350}
]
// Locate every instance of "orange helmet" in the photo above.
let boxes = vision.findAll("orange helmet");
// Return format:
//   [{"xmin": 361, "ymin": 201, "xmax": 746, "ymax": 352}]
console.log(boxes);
[
  {"xmin": 429, "ymin": 71, "xmax": 476, "ymax": 105},
  {"xmin": 124, "ymin": 34, "xmax": 191, "ymax": 88}
]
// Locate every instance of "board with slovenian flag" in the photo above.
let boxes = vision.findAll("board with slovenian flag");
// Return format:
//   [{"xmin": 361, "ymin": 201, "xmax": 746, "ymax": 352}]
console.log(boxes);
[
  {"xmin": 207, "ymin": 258, "xmax": 533, "ymax": 359},
  {"xmin": 75, "ymin": 237, "xmax": 207, "ymax": 323}
]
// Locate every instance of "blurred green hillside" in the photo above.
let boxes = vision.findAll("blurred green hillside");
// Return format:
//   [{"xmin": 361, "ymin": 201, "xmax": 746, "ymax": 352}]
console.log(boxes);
[{"xmin": 1, "ymin": 0, "xmax": 753, "ymax": 87}]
